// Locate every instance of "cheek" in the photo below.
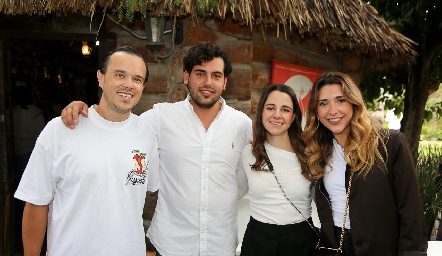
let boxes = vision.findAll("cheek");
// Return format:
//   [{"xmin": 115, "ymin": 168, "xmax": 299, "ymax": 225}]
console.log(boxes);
[
  {"xmin": 316, "ymin": 107, "xmax": 327, "ymax": 118},
  {"xmin": 344, "ymin": 103, "xmax": 354, "ymax": 115},
  {"xmin": 287, "ymin": 113, "xmax": 295, "ymax": 122},
  {"xmin": 261, "ymin": 110, "xmax": 271, "ymax": 120}
]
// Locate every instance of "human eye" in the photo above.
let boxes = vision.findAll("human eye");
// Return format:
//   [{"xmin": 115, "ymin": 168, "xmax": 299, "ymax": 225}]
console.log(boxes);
[
  {"xmin": 318, "ymin": 101, "xmax": 327, "ymax": 107},
  {"xmin": 282, "ymin": 108, "xmax": 291, "ymax": 113},
  {"xmin": 133, "ymin": 77, "xmax": 143, "ymax": 84},
  {"xmin": 266, "ymin": 106, "xmax": 274, "ymax": 111},
  {"xmin": 213, "ymin": 73, "xmax": 223, "ymax": 79},
  {"xmin": 337, "ymin": 98, "xmax": 347, "ymax": 104},
  {"xmin": 115, "ymin": 72, "xmax": 124, "ymax": 78},
  {"xmin": 196, "ymin": 72, "xmax": 206, "ymax": 78}
]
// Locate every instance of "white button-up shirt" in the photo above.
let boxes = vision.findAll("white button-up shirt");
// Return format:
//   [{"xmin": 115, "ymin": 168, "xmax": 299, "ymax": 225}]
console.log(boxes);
[{"xmin": 144, "ymin": 96, "xmax": 252, "ymax": 256}]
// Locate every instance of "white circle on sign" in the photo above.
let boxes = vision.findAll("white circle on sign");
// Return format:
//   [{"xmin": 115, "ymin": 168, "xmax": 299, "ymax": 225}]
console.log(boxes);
[{"xmin": 285, "ymin": 75, "xmax": 313, "ymax": 129}]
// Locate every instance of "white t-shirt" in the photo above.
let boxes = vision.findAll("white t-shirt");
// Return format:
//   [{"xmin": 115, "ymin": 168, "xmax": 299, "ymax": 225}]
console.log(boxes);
[
  {"xmin": 238, "ymin": 142, "xmax": 312, "ymax": 225},
  {"xmin": 143, "ymin": 96, "xmax": 252, "ymax": 256},
  {"xmin": 15, "ymin": 107, "xmax": 159, "ymax": 256},
  {"xmin": 323, "ymin": 139, "xmax": 351, "ymax": 229}
]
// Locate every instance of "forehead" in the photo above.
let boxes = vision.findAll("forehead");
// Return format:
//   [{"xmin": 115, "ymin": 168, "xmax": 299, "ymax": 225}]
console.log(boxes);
[
  {"xmin": 108, "ymin": 52, "xmax": 145, "ymax": 70},
  {"xmin": 192, "ymin": 57, "xmax": 225, "ymax": 72},
  {"xmin": 318, "ymin": 84, "xmax": 343, "ymax": 99},
  {"xmin": 265, "ymin": 90, "xmax": 293, "ymax": 107}
]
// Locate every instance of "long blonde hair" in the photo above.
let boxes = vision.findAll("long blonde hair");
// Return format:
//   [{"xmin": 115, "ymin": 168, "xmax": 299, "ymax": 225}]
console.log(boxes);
[{"xmin": 302, "ymin": 72, "xmax": 387, "ymax": 180}]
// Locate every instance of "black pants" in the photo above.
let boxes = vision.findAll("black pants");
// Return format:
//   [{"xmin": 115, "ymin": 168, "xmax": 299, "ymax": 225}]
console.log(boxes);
[
  {"xmin": 334, "ymin": 226, "xmax": 356, "ymax": 256},
  {"xmin": 241, "ymin": 216, "xmax": 318, "ymax": 256}
]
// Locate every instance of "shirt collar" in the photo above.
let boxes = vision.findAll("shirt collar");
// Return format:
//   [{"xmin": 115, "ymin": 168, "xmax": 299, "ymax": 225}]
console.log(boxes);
[{"xmin": 185, "ymin": 94, "xmax": 226, "ymax": 116}]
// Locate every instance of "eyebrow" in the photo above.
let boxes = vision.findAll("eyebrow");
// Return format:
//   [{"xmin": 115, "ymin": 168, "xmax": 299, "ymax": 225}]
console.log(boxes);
[
  {"xmin": 115, "ymin": 69, "xmax": 145, "ymax": 81},
  {"xmin": 265, "ymin": 103, "xmax": 293, "ymax": 110},
  {"xmin": 318, "ymin": 95, "xmax": 345, "ymax": 101},
  {"xmin": 193, "ymin": 69, "xmax": 224, "ymax": 75}
]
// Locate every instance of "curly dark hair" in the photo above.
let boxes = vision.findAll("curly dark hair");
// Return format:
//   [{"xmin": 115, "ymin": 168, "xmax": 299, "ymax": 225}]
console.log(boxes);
[{"xmin": 183, "ymin": 42, "xmax": 232, "ymax": 77}]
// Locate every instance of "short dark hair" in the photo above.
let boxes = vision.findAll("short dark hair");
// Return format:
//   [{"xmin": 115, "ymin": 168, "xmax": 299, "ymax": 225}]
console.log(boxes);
[
  {"xmin": 98, "ymin": 46, "xmax": 149, "ymax": 83},
  {"xmin": 183, "ymin": 42, "xmax": 232, "ymax": 77}
]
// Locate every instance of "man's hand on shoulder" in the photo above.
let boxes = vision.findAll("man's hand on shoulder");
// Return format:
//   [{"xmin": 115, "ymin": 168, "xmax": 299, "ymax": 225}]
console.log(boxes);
[{"xmin": 61, "ymin": 101, "xmax": 89, "ymax": 129}]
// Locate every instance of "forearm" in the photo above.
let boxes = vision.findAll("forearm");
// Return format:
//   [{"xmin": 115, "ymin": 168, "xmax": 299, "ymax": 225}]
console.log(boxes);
[{"xmin": 22, "ymin": 202, "xmax": 49, "ymax": 256}]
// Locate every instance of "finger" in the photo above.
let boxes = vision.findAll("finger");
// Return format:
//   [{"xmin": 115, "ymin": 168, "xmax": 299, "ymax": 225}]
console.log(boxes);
[
  {"xmin": 61, "ymin": 106, "xmax": 75, "ymax": 129},
  {"xmin": 80, "ymin": 103, "xmax": 89, "ymax": 118},
  {"xmin": 71, "ymin": 105, "xmax": 81, "ymax": 125}
]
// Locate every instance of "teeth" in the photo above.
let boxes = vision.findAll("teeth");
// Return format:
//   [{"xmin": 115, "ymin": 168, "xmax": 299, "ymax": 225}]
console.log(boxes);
[
  {"xmin": 118, "ymin": 92, "xmax": 133, "ymax": 98},
  {"xmin": 270, "ymin": 121, "xmax": 283, "ymax": 125},
  {"xmin": 329, "ymin": 118, "xmax": 342, "ymax": 122}
]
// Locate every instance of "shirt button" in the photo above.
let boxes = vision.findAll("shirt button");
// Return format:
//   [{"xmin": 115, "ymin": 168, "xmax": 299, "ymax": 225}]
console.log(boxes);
[
  {"xmin": 202, "ymin": 187, "xmax": 206, "ymax": 190},
  {"xmin": 201, "ymin": 208, "xmax": 205, "ymax": 212},
  {"xmin": 202, "ymin": 230, "xmax": 205, "ymax": 234}
]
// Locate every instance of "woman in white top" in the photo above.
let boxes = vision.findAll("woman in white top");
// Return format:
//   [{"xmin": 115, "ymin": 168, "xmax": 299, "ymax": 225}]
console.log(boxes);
[{"xmin": 238, "ymin": 84, "xmax": 317, "ymax": 256}]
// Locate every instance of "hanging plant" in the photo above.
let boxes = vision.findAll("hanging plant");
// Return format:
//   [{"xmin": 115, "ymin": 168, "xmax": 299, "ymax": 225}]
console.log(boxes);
[
  {"xmin": 197, "ymin": 0, "xmax": 206, "ymax": 15},
  {"xmin": 116, "ymin": 0, "xmax": 223, "ymax": 22},
  {"xmin": 116, "ymin": 0, "xmax": 148, "ymax": 22}
]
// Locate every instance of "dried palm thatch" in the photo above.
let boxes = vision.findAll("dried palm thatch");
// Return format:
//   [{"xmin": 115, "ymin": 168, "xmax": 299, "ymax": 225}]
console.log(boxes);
[{"xmin": 0, "ymin": 0, "xmax": 416, "ymax": 67}]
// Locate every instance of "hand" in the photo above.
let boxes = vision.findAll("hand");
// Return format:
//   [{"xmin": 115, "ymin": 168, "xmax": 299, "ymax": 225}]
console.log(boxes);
[{"xmin": 61, "ymin": 101, "xmax": 89, "ymax": 129}]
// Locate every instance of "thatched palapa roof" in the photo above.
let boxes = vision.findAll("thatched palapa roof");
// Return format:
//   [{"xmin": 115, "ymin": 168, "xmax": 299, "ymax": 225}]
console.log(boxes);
[{"xmin": 0, "ymin": 0, "xmax": 416, "ymax": 68}]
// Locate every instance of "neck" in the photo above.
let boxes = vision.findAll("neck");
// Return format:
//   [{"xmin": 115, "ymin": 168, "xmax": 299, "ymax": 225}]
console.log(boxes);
[
  {"xmin": 190, "ymin": 99, "xmax": 222, "ymax": 130},
  {"xmin": 334, "ymin": 135, "xmax": 347, "ymax": 148},
  {"xmin": 266, "ymin": 134, "xmax": 294, "ymax": 152},
  {"xmin": 95, "ymin": 104, "xmax": 130, "ymax": 122}
]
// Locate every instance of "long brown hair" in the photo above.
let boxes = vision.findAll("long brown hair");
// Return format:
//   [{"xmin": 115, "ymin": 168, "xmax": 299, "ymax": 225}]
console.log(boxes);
[
  {"xmin": 252, "ymin": 84, "xmax": 312, "ymax": 182},
  {"xmin": 302, "ymin": 72, "xmax": 387, "ymax": 180}
]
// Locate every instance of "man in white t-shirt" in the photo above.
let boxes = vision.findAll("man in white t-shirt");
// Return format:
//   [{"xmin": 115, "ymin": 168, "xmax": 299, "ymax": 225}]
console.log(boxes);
[
  {"xmin": 60, "ymin": 43, "xmax": 252, "ymax": 256},
  {"xmin": 14, "ymin": 46, "xmax": 159, "ymax": 256}
]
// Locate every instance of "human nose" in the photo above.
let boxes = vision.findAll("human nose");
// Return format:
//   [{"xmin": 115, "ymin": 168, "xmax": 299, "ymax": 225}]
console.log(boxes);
[
  {"xmin": 124, "ymin": 77, "xmax": 137, "ymax": 88},
  {"xmin": 204, "ymin": 75, "xmax": 213, "ymax": 87},
  {"xmin": 273, "ymin": 109, "xmax": 282, "ymax": 118},
  {"xmin": 328, "ymin": 102, "xmax": 338, "ymax": 115}
]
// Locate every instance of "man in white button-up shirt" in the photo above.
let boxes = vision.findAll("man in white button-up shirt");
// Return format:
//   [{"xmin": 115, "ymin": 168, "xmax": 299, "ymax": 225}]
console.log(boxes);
[
  {"xmin": 60, "ymin": 43, "xmax": 252, "ymax": 256},
  {"xmin": 144, "ymin": 43, "xmax": 252, "ymax": 256}
]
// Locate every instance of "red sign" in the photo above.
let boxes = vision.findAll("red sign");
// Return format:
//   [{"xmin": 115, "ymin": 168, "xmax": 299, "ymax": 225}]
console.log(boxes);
[{"xmin": 270, "ymin": 60, "xmax": 323, "ymax": 127}]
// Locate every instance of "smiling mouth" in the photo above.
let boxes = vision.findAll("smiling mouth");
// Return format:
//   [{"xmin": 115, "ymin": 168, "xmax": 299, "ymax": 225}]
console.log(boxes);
[
  {"xmin": 118, "ymin": 92, "xmax": 133, "ymax": 98},
  {"xmin": 200, "ymin": 89, "xmax": 214, "ymax": 96},
  {"xmin": 270, "ymin": 121, "xmax": 283, "ymax": 125},
  {"xmin": 328, "ymin": 117, "xmax": 342, "ymax": 122}
]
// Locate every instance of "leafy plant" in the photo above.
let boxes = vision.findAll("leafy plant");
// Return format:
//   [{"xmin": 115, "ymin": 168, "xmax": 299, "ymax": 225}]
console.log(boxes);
[
  {"xmin": 413, "ymin": 145, "xmax": 442, "ymax": 238},
  {"xmin": 116, "ymin": 0, "xmax": 148, "ymax": 22}
]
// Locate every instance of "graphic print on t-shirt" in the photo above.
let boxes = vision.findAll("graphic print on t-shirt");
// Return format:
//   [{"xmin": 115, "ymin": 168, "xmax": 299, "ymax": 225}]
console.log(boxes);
[{"xmin": 126, "ymin": 150, "xmax": 148, "ymax": 185}]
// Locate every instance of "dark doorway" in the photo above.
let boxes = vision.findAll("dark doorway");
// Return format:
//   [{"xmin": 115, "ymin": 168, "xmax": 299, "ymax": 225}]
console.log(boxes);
[{"xmin": 1, "ymin": 38, "xmax": 99, "ymax": 256}]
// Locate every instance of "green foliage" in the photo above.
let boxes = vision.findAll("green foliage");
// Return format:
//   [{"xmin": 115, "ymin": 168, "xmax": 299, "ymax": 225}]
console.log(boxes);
[
  {"xmin": 362, "ymin": 0, "xmax": 442, "ymax": 148},
  {"xmin": 116, "ymin": 0, "xmax": 149, "ymax": 22},
  {"xmin": 425, "ymin": 84, "xmax": 442, "ymax": 121},
  {"xmin": 209, "ymin": 0, "xmax": 218, "ymax": 9},
  {"xmin": 360, "ymin": 66, "xmax": 407, "ymax": 112},
  {"xmin": 197, "ymin": 0, "xmax": 206, "ymax": 14},
  {"xmin": 413, "ymin": 144, "xmax": 442, "ymax": 238}
]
